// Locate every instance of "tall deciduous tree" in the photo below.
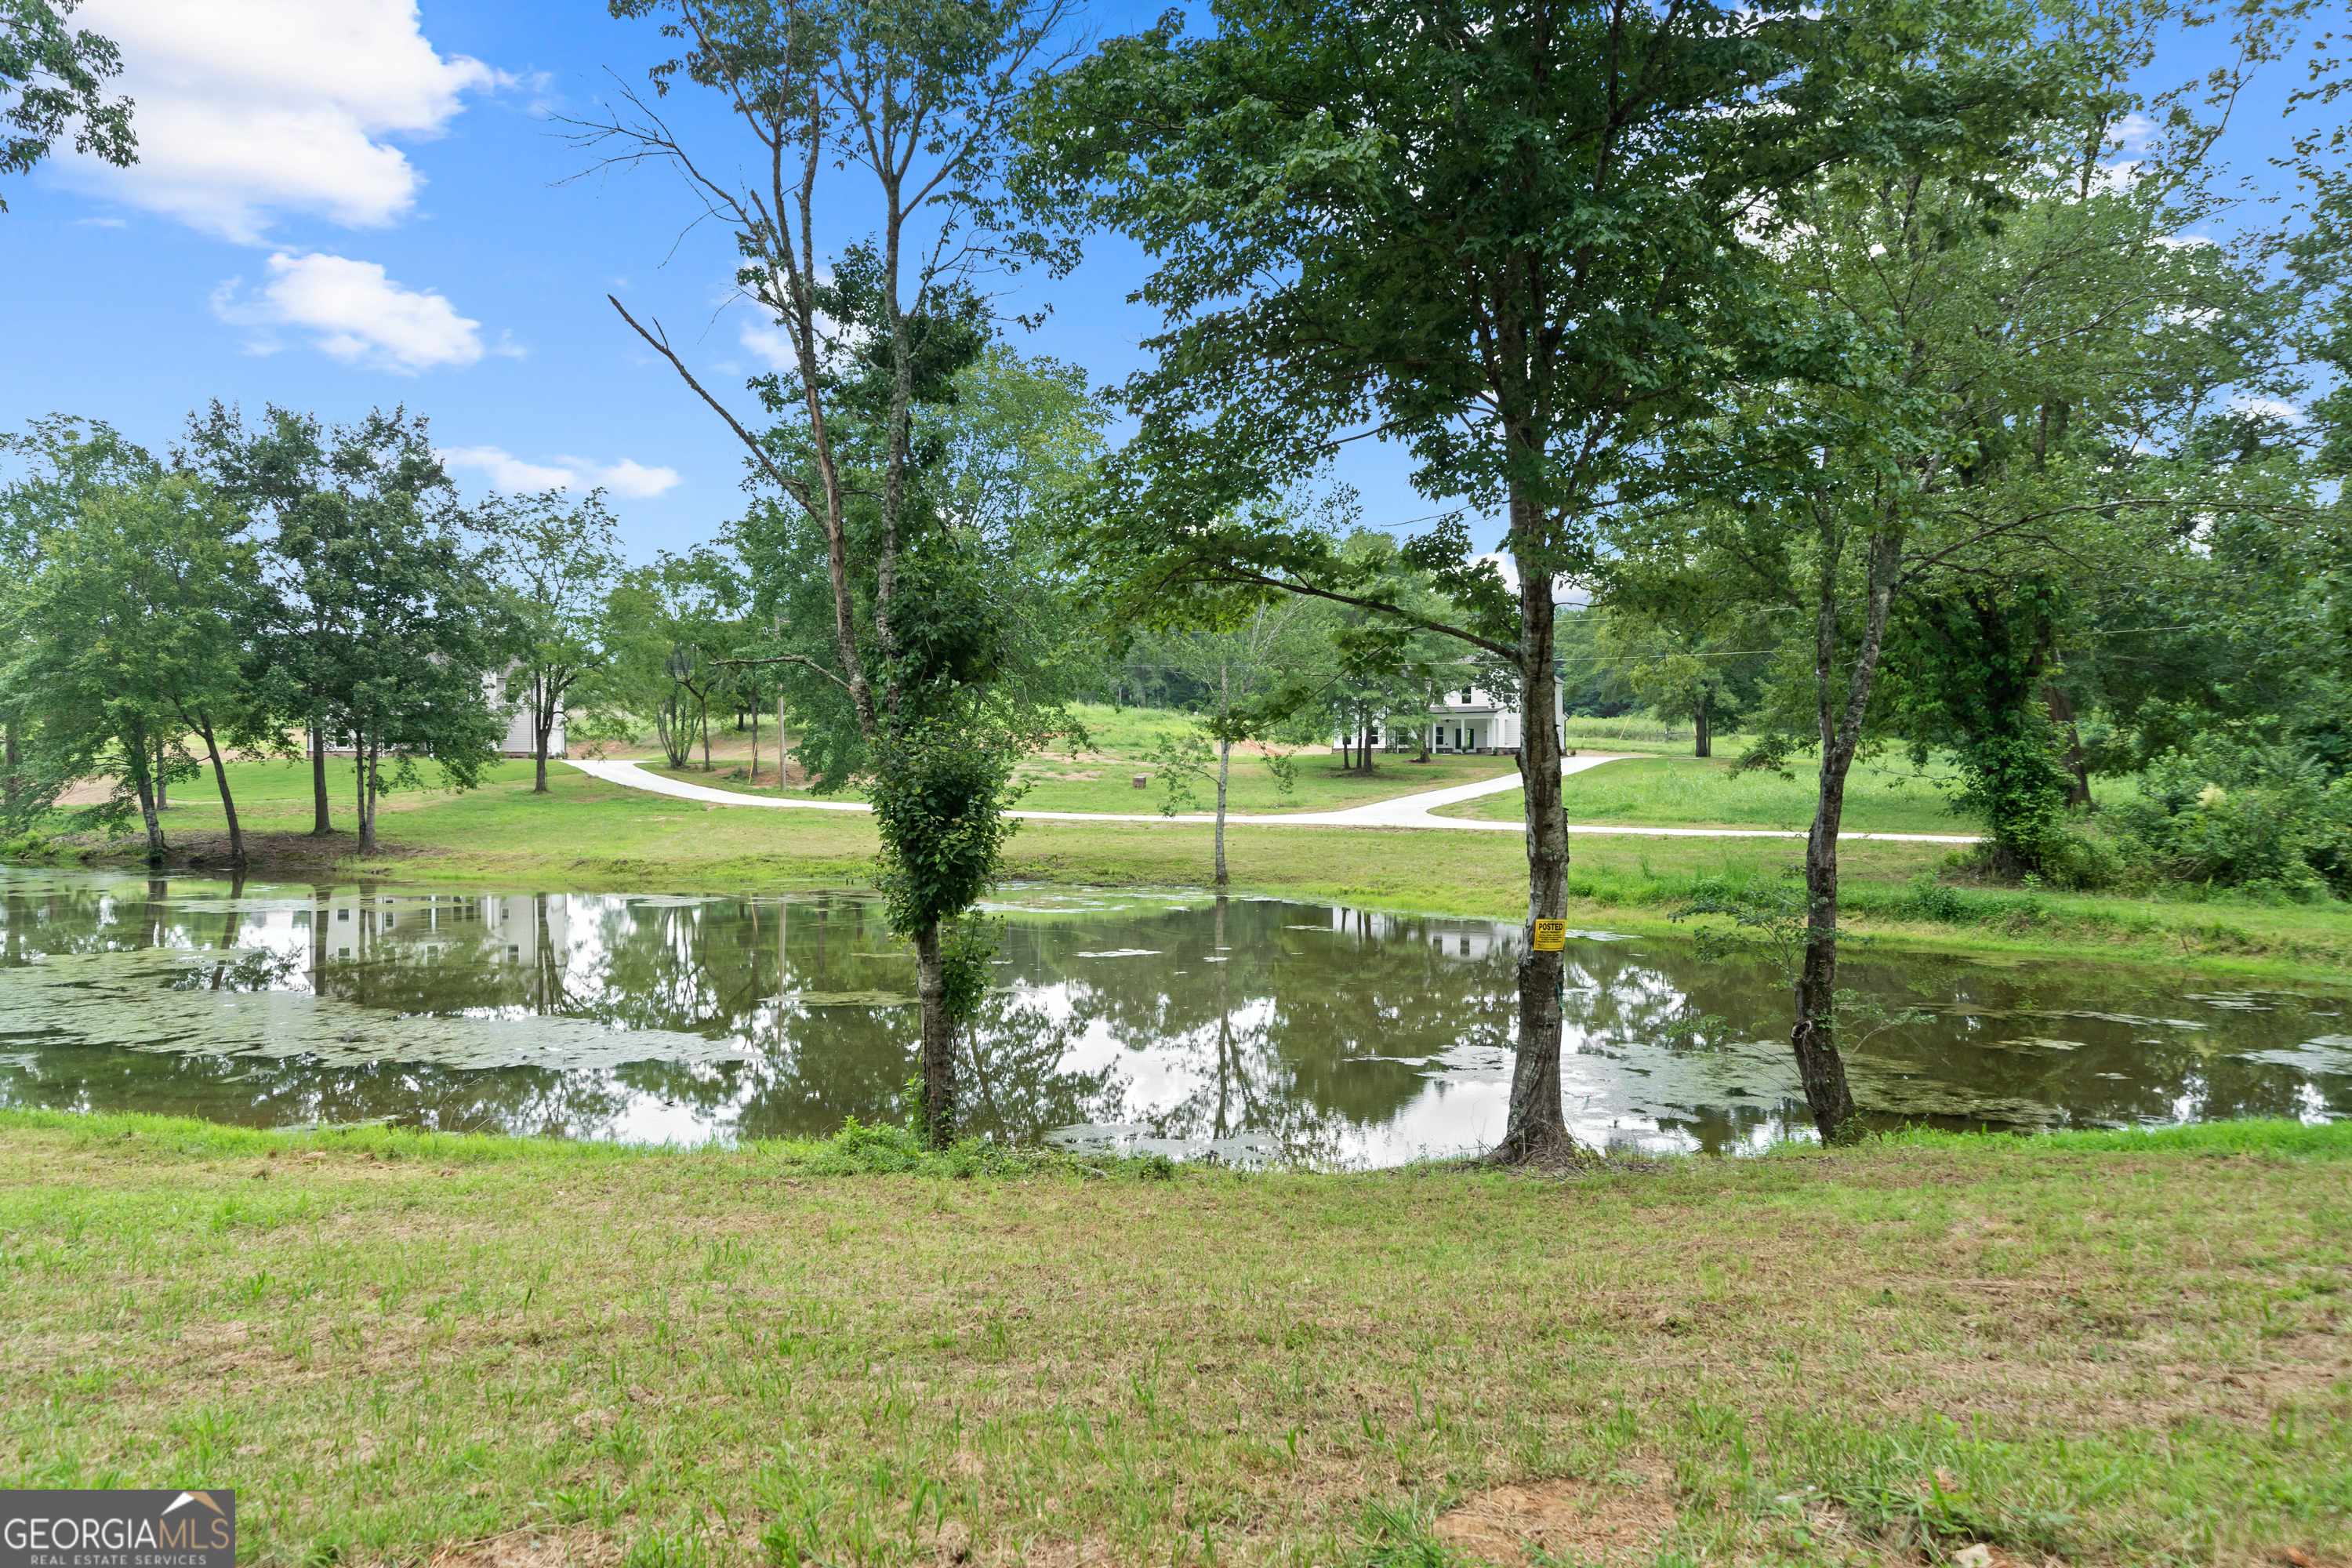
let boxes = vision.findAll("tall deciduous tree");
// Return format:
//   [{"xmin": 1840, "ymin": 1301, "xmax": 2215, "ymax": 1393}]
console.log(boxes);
[
  {"xmin": 1134, "ymin": 593, "xmax": 1317, "ymax": 885},
  {"xmin": 0, "ymin": 416, "xmax": 152, "ymax": 815},
  {"xmin": 579, "ymin": 0, "xmax": 1080, "ymax": 1144},
  {"xmin": 1641, "ymin": 5, "xmax": 2294, "ymax": 1138},
  {"xmin": 1, "ymin": 471, "xmax": 260, "ymax": 865},
  {"xmin": 1017, "ymin": 0, "xmax": 2033, "ymax": 1159},
  {"xmin": 485, "ymin": 488, "xmax": 626, "ymax": 793}
]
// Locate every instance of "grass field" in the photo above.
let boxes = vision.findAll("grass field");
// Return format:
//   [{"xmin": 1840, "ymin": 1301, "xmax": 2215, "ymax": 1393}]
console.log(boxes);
[
  {"xmin": 647, "ymin": 702, "xmax": 1523, "ymax": 815},
  {"xmin": 1441, "ymin": 754, "xmax": 1969, "ymax": 833},
  {"xmin": 1, "ymin": 1111, "xmax": 2345, "ymax": 1566},
  {"xmin": 16, "ymin": 753, "xmax": 2352, "ymax": 977},
  {"xmin": 1445, "ymin": 753, "xmax": 2158, "ymax": 835}
]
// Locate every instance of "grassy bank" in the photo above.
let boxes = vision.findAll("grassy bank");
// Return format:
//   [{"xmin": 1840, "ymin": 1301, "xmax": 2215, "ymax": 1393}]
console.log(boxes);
[
  {"xmin": 1, "ymin": 1112, "xmax": 2345, "ymax": 1566},
  {"xmin": 13, "ymin": 756, "xmax": 2352, "ymax": 978}
]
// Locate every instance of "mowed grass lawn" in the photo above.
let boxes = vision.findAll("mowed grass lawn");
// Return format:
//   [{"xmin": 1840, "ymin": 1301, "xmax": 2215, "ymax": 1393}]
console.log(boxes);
[
  {"xmin": 1443, "ymin": 754, "xmax": 1971, "ymax": 833},
  {"xmin": 661, "ymin": 750, "xmax": 1519, "ymax": 816},
  {"xmin": 648, "ymin": 701, "xmax": 1522, "ymax": 815},
  {"xmin": 22, "ymin": 754, "xmax": 2352, "ymax": 976},
  {"xmin": 1446, "ymin": 753, "xmax": 2153, "ymax": 836},
  {"xmin": 1, "ymin": 1112, "xmax": 2346, "ymax": 1566}
]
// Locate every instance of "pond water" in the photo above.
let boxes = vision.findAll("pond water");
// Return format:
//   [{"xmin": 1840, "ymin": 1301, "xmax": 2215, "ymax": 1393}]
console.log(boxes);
[{"xmin": 1, "ymin": 866, "xmax": 2346, "ymax": 1163}]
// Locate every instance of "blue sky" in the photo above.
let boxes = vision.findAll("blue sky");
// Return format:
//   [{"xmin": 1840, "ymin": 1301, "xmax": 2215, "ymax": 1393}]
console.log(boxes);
[{"xmin": 2, "ymin": 1, "xmax": 2330, "ymax": 564}]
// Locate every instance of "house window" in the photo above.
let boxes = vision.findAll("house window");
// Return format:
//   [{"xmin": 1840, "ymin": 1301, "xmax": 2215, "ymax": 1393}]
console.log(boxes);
[
  {"xmin": 1368, "ymin": 724, "xmax": 1381, "ymax": 746},
  {"xmin": 1461, "ymin": 689, "xmax": 1473, "ymax": 703},
  {"xmin": 1454, "ymin": 726, "xmax": 1463, "ymax": 749}
]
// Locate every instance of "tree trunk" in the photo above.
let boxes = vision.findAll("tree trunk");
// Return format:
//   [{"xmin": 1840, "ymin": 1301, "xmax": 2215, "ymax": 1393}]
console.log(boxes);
[
  {"xmin": 355, "ymin": 732, "xmax": 376, "ymax": 855},
  {"xmin": 786, "ymin": 634, "xmax": 804, "ymax": 789},
  {"xmin": 2044, "ymin": 681, "xmax": 2092, "ymax": 809},
  {"xmin": 1793, "ymin": 758, "xmax": 1859, "ymax": 1143},
  {"xmin": 1214, "ymin": 735, "xmax": 1232, "ymax": 888},
  {"xmin": 310, "ymin": 717, "xmax": 332, "ymax": 835},
  {"xmin": 154, "ymin": 735, "xmax": 168, "ymax": 810},
  {"xmin": 533, "ymin": 675, "xmax": 553, "ymax": 793},
  {"xmin": 700, "ymin": 702, "xmax": 712, "ymax": 771},
  {"xmin": 1694, "ymin": 691, "xmax": 1712, "ymax": 759},
  {"xmin": 123, "ymin": 724, "xmax": 165, "ymax": 865},
  {"xmin": 365, "ymin": 745, "xmax": 383, "ymax": 853},
  {"xmin": 911, "ymin": 920, "xmax": 957, "ymax": 1145},
  {"xmin": 1497, "ymin": 528, "xmax": 1570, "ymax": 1161},
  {"xmin": 751, "ymin": 699, "xmax": 761, "ymax": 782},
  {"xmin": 1789, "ymin": 512, "xmax": 1903, "ymax": 1145},
  {"xmin": 196, "ymin": 718, "xmax": 245, "ymax": 869}
]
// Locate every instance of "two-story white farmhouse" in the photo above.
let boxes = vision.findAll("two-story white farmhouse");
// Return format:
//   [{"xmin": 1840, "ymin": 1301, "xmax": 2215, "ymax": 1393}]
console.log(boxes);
[{"xmin": 1336, "ymin": 671, "xmax": 1568, "ymax": 757}]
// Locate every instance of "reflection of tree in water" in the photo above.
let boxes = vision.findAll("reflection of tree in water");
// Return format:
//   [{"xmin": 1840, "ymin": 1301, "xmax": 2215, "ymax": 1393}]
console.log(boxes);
[
  {"xmin": 6, "ymin": 868, "xmax": 2350, "ymax": 1152},
  {"xmin": 0, "ymin": 1042, "xmax": 650, "ymax": 1139}
]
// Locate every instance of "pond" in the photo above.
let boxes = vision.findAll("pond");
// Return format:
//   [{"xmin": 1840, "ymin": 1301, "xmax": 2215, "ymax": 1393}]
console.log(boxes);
[{"xmin": 1, "ymin": 866, "xmax": 2346, "ymax": 1163}]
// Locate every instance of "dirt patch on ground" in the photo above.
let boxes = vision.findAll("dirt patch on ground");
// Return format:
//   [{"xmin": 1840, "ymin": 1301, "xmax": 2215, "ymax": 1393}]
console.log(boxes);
[{"xmin": 1433, "ymin": 1471, "xmax": 1679, "ymax": 1566}]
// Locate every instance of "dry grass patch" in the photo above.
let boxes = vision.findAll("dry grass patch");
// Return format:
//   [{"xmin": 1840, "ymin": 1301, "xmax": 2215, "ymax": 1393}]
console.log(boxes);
[{"xmin": 1433, "ymin": 1468, "xmax": 1678, "ymax": 1565}]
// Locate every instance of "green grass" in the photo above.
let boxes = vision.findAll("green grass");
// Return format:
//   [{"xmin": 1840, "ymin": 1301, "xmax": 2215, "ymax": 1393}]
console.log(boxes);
[
  {"xmin": 650, "ymin": 701, "xmax": 1522, "ymax": 815},
  {"xmin": 16, "ymin": 754, "xmax": 2352, "ymax": 978},
  {"xmin": 1441, "ymin": 753, "xmax": 1972, "ymax": 833},
  {"xmin": 1, "ymin": 1110, "xmax": 2346, "ymax": 1566},
  {"xmin": 1558, "ymin": 713, "xmax": 1733, "ymax": 755}
]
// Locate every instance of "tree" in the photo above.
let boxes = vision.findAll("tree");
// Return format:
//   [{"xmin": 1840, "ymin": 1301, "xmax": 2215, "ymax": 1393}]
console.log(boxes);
[
  {"xmin": 0, "ymin": 415, "xmax": 153, "ymax": 815},
  {"xmin": 332, "ymin": 448, "xmax": 506, "ymax": 855},
  {"xmin": 485, "ymin": 489, "xmax": 626, "ymax": 793},
  {"xmin": 1641, "ymin": 8, "xmax": 2296, "ymax": 1138},
  {"xmin": 1595, "ymin": 557, "xmax": 1774, "ymax": 758},
  {"xmin": 2, "ymin": 0, "xmax": 134, "ymax": 212},
  {"xmin": 1, "ymin": 471, "xmax": 260, "ymax": 866},
  {"xmin": 578, "ymin": 0, "xmax": 1090, "ymax": 1145},
  {"xmin": 1136, "ymin": 594, "xmax": 1315, "ymax": 886},
  {"xmin": 182, "ymin": 405, "xmax": 470, "ymax": 839},
  {"xmin": 1018, "ymin": 0, "xmax": 2030, "ymax": 1158}
]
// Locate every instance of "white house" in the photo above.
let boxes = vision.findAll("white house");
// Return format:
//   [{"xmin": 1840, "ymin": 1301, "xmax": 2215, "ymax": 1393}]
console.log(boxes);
[
  {"xmin": 485, "ymin": 666, "xmax": 565, "ymax": 759},
  {"xmin": 314, "ymin": 665, "xmax": 564, "ymax": 760},
  {"xmin": 1337, "ymin": 673, "xmax": 1567, "ymax": 757}
]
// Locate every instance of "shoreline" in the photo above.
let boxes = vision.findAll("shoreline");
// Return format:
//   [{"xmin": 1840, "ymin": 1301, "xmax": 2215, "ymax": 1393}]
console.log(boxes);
[{"xmin": 13, "ymin": 823, "xmax": 2350, "ymax": 986}]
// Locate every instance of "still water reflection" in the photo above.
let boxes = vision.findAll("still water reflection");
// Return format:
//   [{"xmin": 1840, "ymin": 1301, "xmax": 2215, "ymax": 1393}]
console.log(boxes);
[{"xmin": 1, "ymin": 867, "xmax": 2346, "ymax": 1163}]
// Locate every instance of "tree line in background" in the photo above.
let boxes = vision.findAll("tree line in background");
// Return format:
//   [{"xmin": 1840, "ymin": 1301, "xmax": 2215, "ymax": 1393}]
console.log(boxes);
[
  {"xmin": 0, "ymin": 407, "xmax": 633, "ymax": 866},
  {"xmin": 2, "ymin": 0, "xmax": 2347, "ymax": 1159}
]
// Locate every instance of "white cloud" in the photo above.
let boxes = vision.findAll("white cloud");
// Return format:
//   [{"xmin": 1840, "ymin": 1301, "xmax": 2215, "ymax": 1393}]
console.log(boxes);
[
  {"xmin": 2112, "ymin": 111, "xmax": 2157, "ymax": 152},
  {"xmin": 440, "ymin": 446, "xmax": 682, "ymax": 499},
  {"xmin": 212, "ymin": 252, "xmax": 487, "ymax": 374},
  {"xmin": 2226, "ymin": 394, "xmax": 2306, "ymax": 426},
  {"xmin": 66, "ymin": 0, "xmax": 503, "ymax": 242}
]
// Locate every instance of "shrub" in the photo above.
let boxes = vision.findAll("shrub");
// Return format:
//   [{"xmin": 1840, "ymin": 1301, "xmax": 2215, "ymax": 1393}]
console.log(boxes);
[{"xmin": 2109, "ymin": 739, "xmax": 2352, "ymax": 898}]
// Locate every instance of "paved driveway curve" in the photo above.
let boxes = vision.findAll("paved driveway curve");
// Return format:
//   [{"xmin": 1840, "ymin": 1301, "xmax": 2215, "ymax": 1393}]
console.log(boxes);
[{"xmin": 567, "ymin": 756, "xmax": 1981, "ymax": 844}]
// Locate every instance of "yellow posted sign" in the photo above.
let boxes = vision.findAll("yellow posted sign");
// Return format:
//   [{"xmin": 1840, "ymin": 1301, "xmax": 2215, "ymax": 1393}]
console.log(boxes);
[{"xmin": 1530, "ymin": 920, "xmax": 1568, "ymax": 952}]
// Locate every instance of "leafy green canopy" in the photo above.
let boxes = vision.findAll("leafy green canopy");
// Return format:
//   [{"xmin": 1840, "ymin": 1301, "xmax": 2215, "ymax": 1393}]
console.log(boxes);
[
  {"xmin": 1, "ymin": 0, "xmax": 134, "ymax": 212},
  {"xmin": 1017, "ymin": 0, "xmax": 2051, "ymax": 628}
]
